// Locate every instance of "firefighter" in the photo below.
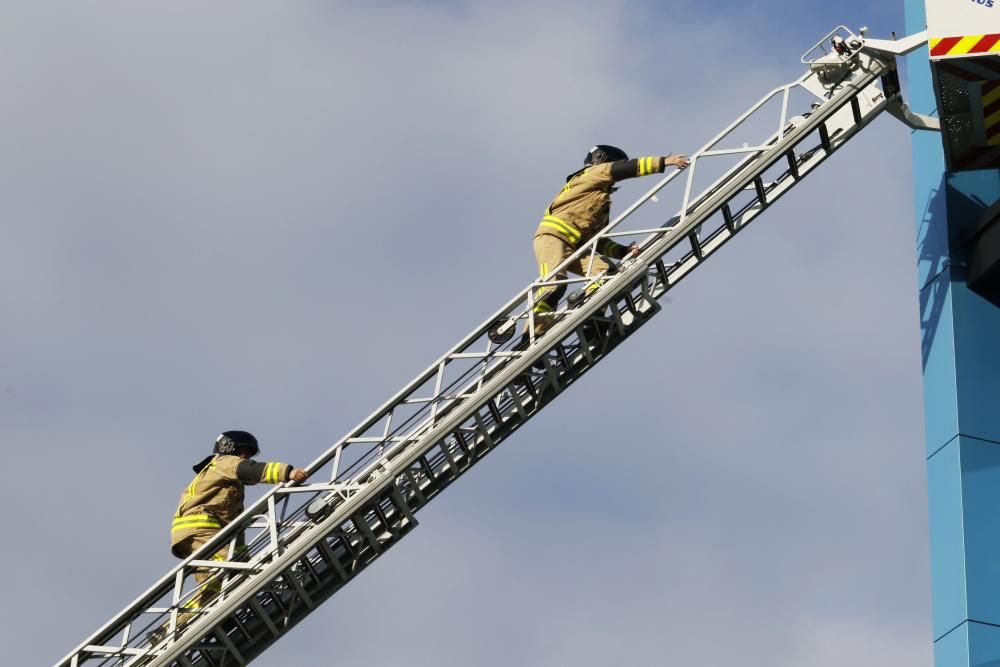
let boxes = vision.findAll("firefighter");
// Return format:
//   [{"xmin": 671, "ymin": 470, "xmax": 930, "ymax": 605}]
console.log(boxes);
[
  {"xmin": 520, "ymin": 145, "xmax": 690, "ymax": 346},
  {"xmin": 159, "ymin": 430, "xmax": 308, "ymax": 639}
]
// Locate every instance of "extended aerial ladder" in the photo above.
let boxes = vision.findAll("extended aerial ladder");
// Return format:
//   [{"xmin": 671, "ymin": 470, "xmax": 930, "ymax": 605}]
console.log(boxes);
[{"xmin": 54, "ymin": 27, "xmax": 938, "ymax": 667}]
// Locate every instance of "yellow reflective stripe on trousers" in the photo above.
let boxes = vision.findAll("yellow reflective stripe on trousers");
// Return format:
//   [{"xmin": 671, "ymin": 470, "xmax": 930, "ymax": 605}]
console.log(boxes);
[
  {"xmin": 172, "ymin": 514, "xmax": 222, "ymax": 532},
  {"xmin": 533, "ymin": 300, "xmax": 554, "ymax": 314},
  {"xmin": 540, "ymin": 215, "xmax": 581, "ymax": 243}
]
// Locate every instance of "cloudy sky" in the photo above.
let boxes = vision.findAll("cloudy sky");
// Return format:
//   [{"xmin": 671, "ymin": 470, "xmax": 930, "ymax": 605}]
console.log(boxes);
[{"xmin": 2, "ymin": 2, "xmax": 932, "ymax": 666}]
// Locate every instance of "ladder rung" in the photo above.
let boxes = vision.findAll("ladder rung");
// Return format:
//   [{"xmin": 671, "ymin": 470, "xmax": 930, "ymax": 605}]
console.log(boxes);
[
  {"xmin": 754, "ymin": 176, "xmax": 767, "ymax": 206},
  {"xmin": 785, "ymin": 149, "xmax": 800, "ymax": 179},
  {"xmin": 248, "ymin": 597, "xmax": 281, "ymax": 638},
  {"xmin": 819, "ymin": 121, "xmax": 832, "ymax": 152},
  {"xmin": 721, "ymin": 203, "xmax": 736, "ymax": 232},
  {"xmin": 688, "ymin": 231, "xmax": 704, "ymax": 260},
  {"xmin": 282, "ymin": 566, "xmax": 316, "ymax": 609},
  {"xmin": 213, "ymin": 625, "xmax": 247, "ymax": 665}
]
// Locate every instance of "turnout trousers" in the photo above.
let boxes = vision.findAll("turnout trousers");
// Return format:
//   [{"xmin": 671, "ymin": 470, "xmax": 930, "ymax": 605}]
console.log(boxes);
[
  {"xmin": 159, "ymin": 531, "xmax": 231, "ymax": 636},
  {"xmin": 531, "ymin": 233, "xmax": 612, "ymax": 335}
]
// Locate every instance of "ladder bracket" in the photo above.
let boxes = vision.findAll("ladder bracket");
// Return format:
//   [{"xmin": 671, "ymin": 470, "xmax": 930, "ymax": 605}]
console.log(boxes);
[
  {"xmin": 861, "ymin": 30, "xmax": 928, "ymax": 57},
  {"xmin": 886, "ymin": 100, "xmax": 941, "ymax": 132}
]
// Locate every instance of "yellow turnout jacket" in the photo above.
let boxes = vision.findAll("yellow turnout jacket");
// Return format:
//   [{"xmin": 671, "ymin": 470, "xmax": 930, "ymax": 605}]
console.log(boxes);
[
  {"xmin": 170, "ymin": 454, "xmax": 292, "ymax": 557},
  {"xmin": 534, "ymin": 157, "xmax": 668, "ymax": 257}
]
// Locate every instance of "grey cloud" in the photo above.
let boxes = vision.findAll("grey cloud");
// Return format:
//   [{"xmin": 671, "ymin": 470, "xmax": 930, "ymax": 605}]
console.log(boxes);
[{"xmin": 1, "ymin": 1, "xmax": 930, "ymax": 666}]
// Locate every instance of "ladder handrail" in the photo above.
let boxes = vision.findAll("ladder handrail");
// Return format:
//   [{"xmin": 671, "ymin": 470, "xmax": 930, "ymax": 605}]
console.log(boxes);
[{"xmin": 53, "ymin": 30, "xmax": 898, "ymax": 667}]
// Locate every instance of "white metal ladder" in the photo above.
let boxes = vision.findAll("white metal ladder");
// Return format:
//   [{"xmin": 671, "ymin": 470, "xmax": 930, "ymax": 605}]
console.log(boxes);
[{"xmin": 54, "ymin": 26, "xmax": 933, "ymax": 667}]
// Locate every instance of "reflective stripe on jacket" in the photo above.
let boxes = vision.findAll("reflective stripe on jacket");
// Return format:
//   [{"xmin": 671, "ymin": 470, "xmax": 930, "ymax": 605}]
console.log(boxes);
[{"xmin": 533, "ymin": 157, "xmax": 666, "ymax": 251}]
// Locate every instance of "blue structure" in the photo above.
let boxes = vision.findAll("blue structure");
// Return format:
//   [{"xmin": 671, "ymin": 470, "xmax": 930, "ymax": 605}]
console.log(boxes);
[{"xmin": 905, "ymin": 1, "xmax": 1000, "ymax": 664}]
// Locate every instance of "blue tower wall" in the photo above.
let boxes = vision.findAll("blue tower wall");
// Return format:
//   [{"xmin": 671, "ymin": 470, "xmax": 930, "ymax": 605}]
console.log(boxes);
[{"xmin": 905, "ymin": 1, "xmax": 1000, "ymax": 664}]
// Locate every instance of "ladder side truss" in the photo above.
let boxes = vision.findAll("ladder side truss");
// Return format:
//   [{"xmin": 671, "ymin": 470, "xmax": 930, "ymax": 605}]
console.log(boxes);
[{"xmin": 55, "ymin": 28, "xmax": 904, "ymax": 667}]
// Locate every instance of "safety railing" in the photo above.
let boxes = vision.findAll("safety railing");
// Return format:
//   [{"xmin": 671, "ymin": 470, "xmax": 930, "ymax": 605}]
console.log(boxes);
[{"xmin": 54, "ymin": 28, "xmax": 900, "ymax": 667}]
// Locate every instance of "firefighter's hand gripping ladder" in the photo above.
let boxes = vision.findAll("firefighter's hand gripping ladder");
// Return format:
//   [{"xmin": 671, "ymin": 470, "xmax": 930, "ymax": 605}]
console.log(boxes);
[{"xmin": 54, "ymin": 27, "xmax": 936, "ymax": 667}]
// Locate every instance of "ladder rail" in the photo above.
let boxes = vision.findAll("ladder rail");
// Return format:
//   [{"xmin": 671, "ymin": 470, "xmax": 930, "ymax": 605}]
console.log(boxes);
[
  {"xmin": 147, "ymin": 70, "xmax": 888, "ymax": 655},
  {"xmin": 245, "ymin": 56, "xmax": 843, "ymax": 496},
  {"xmin": 317, "ymin": 40, "xmax": 883, "ymax": 493},
  {"xmin": 368, "ymin": 63, "xmax": 893, "ymax": 495},
  {"xmin": 53, "ymin": 32, "xmax": 899, "ymax": 667},
  {"xmin": 549, "ymin": 67, "xmax": 838, "ymax": 315}
]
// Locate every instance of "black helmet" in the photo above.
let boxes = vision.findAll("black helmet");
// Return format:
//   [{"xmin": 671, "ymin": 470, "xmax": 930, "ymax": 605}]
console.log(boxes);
[
  {"xmin": 584, "ymin": 145, "xmax": 628, "ymax": 166},
  {"xmin": 215, "ymin": 430, "xmax": 260, "ymax": 457},
  {"xmin": 192, "ymin": 430, "xmax": 260, "ymax": 472}
]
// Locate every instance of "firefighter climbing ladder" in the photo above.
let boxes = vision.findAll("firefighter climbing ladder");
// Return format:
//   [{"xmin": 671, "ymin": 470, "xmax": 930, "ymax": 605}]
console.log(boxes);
[{"xmin": 54, "ymin": 27, "xmax": 937, "ymax": 667}]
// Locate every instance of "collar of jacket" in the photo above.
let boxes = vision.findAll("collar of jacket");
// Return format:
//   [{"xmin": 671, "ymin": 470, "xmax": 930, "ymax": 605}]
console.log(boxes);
[{"xmin": 192, "ymin": 454, "xmax": 216, "ymax": 473}]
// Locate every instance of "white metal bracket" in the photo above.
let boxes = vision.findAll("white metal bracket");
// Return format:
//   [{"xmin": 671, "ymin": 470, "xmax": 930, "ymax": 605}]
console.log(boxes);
[
  {"xmin": 855, "ymin": 28, "xmax": 939, "ymax": 132},
  {"xmin": 886, "ymin": 100, "xmax": 941, "ymax": 131},
  {"xmin": 862, "ymin": 29, "xmax": 929, "ymax": 57}
]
